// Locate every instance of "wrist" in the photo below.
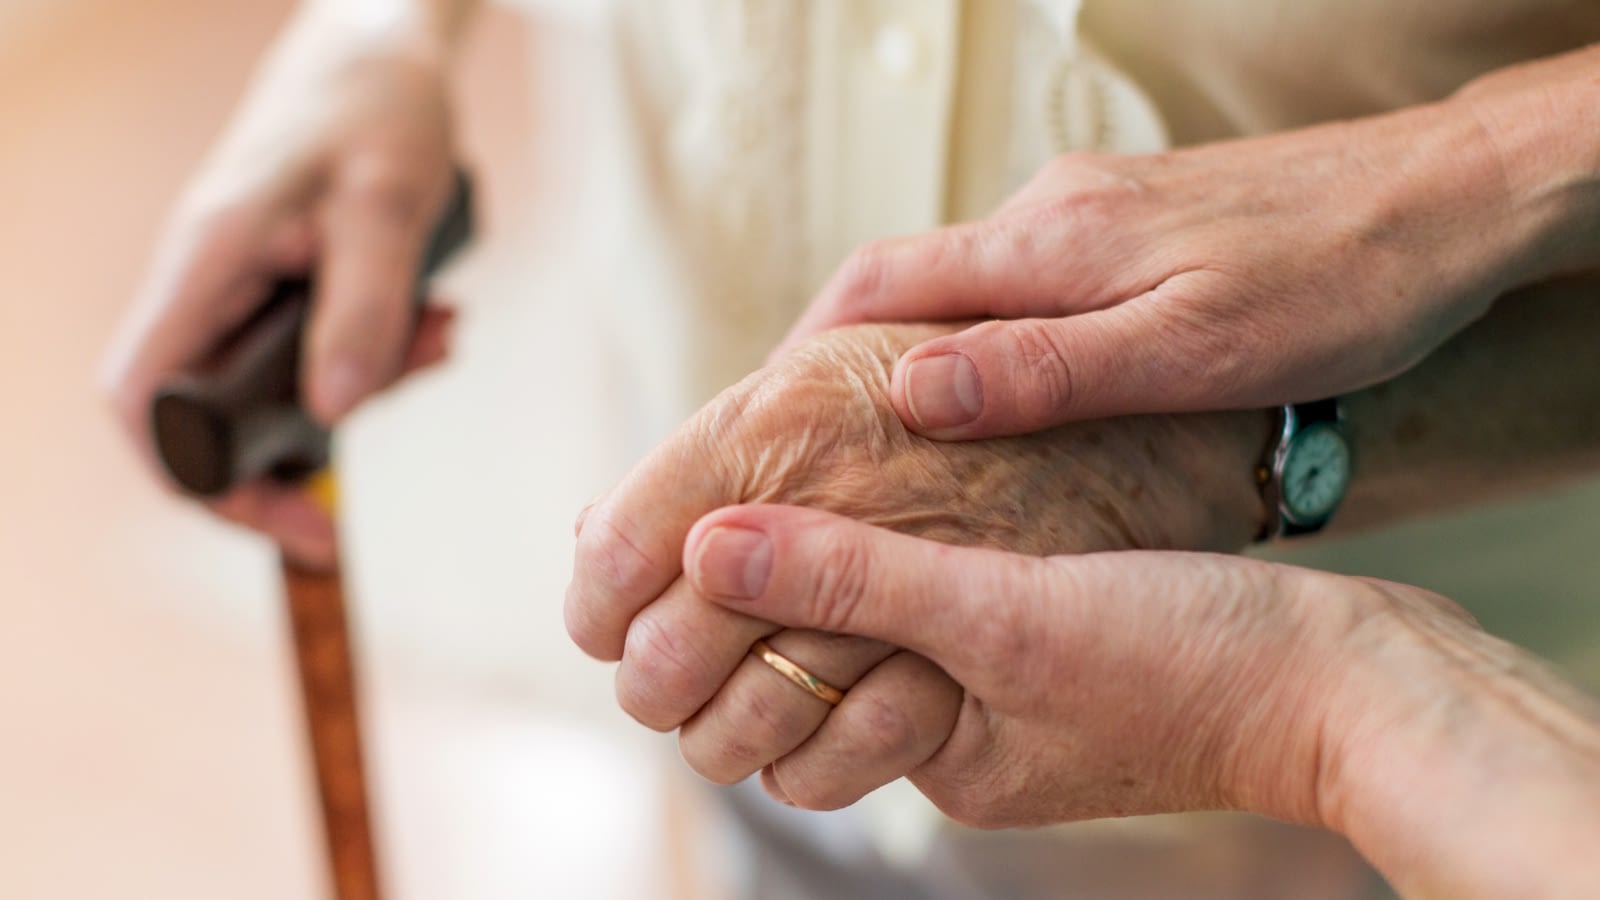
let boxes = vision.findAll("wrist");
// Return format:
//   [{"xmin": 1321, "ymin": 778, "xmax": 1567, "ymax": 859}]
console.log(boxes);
[
  {"xmin": 1025, "ymin": 408, "xmax": 1272, "ymax": 556},
  {"xmin": 1448, "ymin": 57, "xmax": 1600, "ymax": 285},
  {"xmin": 1314, "ymin": 588, "xmax": 1600, "ymax": 897},
  {"xmin": 1181, "ymin": 407, "xmax": 1278, "ymax": 552},
  {"xmin": 1073, "ymin": 408, "xmax": 1274, "ymax": 554}
]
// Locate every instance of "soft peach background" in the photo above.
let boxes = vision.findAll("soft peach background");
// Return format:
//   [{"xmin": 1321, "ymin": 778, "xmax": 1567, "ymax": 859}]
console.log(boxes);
[{"xmin": 0, "ymin": 2, "xmax": 706, "ymax": 898}]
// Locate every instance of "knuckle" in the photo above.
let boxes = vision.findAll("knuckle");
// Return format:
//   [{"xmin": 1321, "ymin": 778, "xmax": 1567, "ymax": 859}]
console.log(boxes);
[
  {"xmin": 1026, "ymin": 152, "xmax": 1096, "ymax": 197},
  {"xmin": 849, "ymin": 690, "xmax": 923, "ymax": 761},
  {"xmin": 1030, "ymin": 193, "xmax": 1100, "ymax": 232},
  {"xmin": 573, "ymin": 508, "xmax": 660, "ymax": 603},
  {"xmin": 614, "ymin": 614, "xmax": 704, "ymax": 730},
  {"xmin": 996, "ymin": 320, "xmax": 1076, "ymax": 419},
  {"xmin": 336, "ymin": 157, "xmax": 430, "ymax": 226},
  {"xmin": 809, "ymin": 532, "xmax": 874, "ymax": 634},
  {"xmin": 1025, "ymin": 155, "xmax": 1140, "ymax": 227},
  {"xmin": 690, "ymin": 683, "xmax": 807, "ymax": 784},
  {"xmin": 726, "ymin": 680, "xmax": 806, "ymax": 749}
]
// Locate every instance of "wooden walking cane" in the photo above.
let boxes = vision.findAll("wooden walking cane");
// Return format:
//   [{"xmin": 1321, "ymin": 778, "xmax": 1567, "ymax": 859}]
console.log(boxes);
[
  {"xmin": 284, "ymin": 470, "xmax": 382, "ymax": 900},
  {"xmin": 148, "ymin": 174, "xmax": 475, "ymax": 900}
]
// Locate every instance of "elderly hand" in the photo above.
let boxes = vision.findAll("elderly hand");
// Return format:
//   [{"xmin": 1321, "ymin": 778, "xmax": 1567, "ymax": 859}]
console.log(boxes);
[
  {"xmin": 98, "ymin": 8, "xmax": 463, "ymax": 567},
  {"xmin": 774, "ymin": 71, "xmax": 1597, "ymax": 441},
  {"xmin": 567, "ymin": 322, "xmax": 1269, "ymax": 804},
  {"xmin": 686, "ymin": 504, "xmax": 1600, "ymax": 900}
]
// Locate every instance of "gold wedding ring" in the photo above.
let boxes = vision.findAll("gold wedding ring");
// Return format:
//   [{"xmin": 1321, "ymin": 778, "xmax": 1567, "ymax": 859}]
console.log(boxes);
[{"xmin": 750, "ymin": 640, "xmax": 845, "ymax": 706}]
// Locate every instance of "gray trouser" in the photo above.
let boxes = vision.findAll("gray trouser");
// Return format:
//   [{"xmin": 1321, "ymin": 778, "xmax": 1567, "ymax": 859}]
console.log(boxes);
[{"xmin": 719, "ymin": 781, "xmax": 1389, "ymax": 900}]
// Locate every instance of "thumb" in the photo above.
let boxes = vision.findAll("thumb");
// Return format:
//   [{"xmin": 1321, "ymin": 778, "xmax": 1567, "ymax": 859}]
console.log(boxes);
[
  {"xmin": 683, "ymin": 504, "xmax": 1056, "ymax": 688},
  {"xmin": 891, "ymin": 282, "xmax": 1232, "ymax": 438}
]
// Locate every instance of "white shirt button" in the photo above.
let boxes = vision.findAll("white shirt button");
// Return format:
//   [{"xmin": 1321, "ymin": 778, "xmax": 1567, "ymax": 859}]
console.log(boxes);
[{"xmin": 873, "ymin": 23, "xmax": 920, "ymax": 79}]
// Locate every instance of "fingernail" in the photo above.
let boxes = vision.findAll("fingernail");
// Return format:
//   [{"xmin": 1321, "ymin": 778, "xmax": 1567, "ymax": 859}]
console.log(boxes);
[
  {"xmin": 317, "ymin": 357, "xmax": 370, "ymax": 423},
  {"xmin": 693, "ymin": 526, "xmax": 772, "ymax": 600},
  {"xmin": 903, "ymin": 354, "xmax": 982, "ymax": 429}
]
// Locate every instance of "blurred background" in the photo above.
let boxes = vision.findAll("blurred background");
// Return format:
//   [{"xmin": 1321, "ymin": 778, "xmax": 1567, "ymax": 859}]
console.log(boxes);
[
  {"xmin": 0, "ymin": 2, "xmax": 718, "ymax": 898},
  {"xmin": 1, "ymin": 2, "xmax": 1597, "ymax": 899}
]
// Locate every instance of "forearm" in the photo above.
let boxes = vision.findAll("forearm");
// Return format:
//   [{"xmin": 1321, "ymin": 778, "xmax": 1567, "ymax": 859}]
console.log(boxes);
[
  {"xmin": 1450, "ymin": 43, "xmax": 1600, "ymax": 285},
  {"xmin": 1113, "ymin": 274, "xmax": 1599, "ymax": 546},
  {"xmin": 1319, "ymin": 598, "xmax": 1600, "ymax": 898},
  {"xmin": 1156, "ymin": 45, "xmax": 1600, "ymax": 539},
  {"xmin": 1331, "ymin": 275, "xmax": 1600, "ymax": 534}
]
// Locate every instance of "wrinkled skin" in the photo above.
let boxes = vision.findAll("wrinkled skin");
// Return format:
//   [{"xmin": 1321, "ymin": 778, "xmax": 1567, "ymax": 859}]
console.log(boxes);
[
  {"xmin": 684, "ymin": 505, "xmax": 1600, "ymax": 900},
  {"xmin": 685, "ymin": 506, "xmax": 1391, "ymax": 825},
  {"xmin": 566, "ymin": 322, "xmax": 1269, "ymax": 804}
]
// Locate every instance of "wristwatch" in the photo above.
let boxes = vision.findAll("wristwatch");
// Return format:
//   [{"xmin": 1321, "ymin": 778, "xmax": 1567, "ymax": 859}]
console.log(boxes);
[{"xmin": 1256, "ymin": 399, "xmax": 1353, "ymax": 541}]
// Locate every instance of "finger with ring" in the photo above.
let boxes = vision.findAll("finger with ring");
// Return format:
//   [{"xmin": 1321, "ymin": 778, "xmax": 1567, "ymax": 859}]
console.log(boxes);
[{"xmin": 678, "ymin": 630, "xmax": 894, "ymax": 785}]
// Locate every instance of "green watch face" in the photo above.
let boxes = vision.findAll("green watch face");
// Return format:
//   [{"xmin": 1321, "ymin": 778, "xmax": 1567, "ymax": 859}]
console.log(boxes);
[{"xmin": 1281, "ymin": 422, "xmax": 1352, "ymax": 522}]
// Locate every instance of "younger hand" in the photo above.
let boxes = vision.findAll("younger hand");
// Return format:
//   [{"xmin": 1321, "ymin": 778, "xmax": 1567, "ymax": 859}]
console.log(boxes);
[
  {"xmin": 686, "ymin": 504, "xmax": 1600, "ymax": 900},
  {"xmin": 777, "ymin": 97, "xmax": 1528, "ymax": 439}
]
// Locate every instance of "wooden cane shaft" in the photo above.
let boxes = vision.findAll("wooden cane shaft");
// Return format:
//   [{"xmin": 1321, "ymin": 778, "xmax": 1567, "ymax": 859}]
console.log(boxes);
[{"xmin": 283, "ymin": 558, "xmax": 383, "ymax": 900}]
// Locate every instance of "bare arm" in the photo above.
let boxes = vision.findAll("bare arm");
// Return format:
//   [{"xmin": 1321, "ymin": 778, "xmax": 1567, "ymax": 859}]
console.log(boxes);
[
  {"xmin": 1449, "ymin": 43, "xmax": 1600, "ymax": 287},
  {"xmin": 1337, "ymin": 45, "xmax": 1600, "ymax": 525},
  {"xmin": 1335, "ymin": 274, "xmax": 1600, "ymax": 535},
  {"xmin": 774, "ymin": 42, "xmax": 1600, "ymax": 448}
]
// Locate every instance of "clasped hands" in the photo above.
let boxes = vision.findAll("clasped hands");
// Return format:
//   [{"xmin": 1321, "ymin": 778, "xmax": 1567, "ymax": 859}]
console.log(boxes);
[
  {"xmin": 568, "ymin": 321, "xmax": 1321, "ymax": 820},
  {"xmin": 565, "ymin": 320, "xmax": 1600, "ymax": 900},
  {"xmin": 564, "ymin": 80, "xmax": 1596, "ymax": 838},
  {"xmin": 92, "ymin": 15, "xmax": 1600, "ymax": 891}
]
